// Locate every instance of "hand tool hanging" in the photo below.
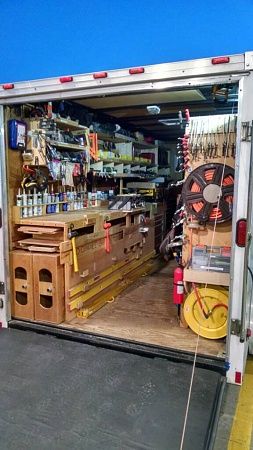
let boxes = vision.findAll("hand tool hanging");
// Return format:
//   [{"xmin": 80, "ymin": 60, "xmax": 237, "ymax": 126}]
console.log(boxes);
[
  {"xmin": 68, "ymin": 225, "xmax": 79, "ymax": 273},
  {"xmin": 104, "ymin": 222, "xmax": 112, "ymax": 253}
]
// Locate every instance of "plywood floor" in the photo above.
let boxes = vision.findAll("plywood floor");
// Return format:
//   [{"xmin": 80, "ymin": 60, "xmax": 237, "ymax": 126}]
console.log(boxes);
[{"xmin": 62, "ymin": 263, "xmax": 226, "ymax": 358}]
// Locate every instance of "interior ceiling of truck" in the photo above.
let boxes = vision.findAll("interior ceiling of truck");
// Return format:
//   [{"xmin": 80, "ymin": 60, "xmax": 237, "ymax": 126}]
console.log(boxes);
[{"xmin": 74, "ymin": 83, "xmax": 238, "ymax": 140}]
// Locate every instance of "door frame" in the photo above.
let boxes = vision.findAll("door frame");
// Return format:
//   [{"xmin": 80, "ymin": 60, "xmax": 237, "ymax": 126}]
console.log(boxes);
[{"xmin": 0, "ymin": 105, "xmax": 10, "ymax": 327}]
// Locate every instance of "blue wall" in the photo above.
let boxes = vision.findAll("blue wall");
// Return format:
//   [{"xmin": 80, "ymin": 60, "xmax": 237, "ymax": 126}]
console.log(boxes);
[{"xmin": 0, "ymin": 0, "xmax": 252, "ymax": 83}]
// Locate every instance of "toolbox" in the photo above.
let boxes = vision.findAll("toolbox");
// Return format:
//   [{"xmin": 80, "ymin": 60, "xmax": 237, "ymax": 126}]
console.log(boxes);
[{"xmin": 191, "ymin": 245, "xmax": 231, "ymax": 273}]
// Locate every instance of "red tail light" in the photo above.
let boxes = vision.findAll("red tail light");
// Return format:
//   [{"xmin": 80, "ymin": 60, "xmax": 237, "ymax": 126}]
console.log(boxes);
[
  {"xmin": 93, "ymin": 72, "xmax": 108, "ymax": 79},
  {"xmin": 129, "ymin": 67, "xmax": 145, "ymax": 74},
  {"xmin": 3, "ymin": 83, "xmax": 14, "ymax": 90},
  {"xmin": 236, "ymin": 219, "xmax": 247, "ymax": 247},
  {"xmin": 235, "ymin": 371, "xmax": 242, "ymax": 384},
  {"xmin": 59, "ymin": 76, "xmax": 73, "ymax": 83},
  {"xmin": 212, "ymin": 57, "xmax": 230, "ymax": 65}
]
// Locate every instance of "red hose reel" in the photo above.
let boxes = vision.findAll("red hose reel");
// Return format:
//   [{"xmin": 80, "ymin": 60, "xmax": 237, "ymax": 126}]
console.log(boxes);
[{"xmin": 182, "ymin": 163, "xmax": 234, "ymax": 223}]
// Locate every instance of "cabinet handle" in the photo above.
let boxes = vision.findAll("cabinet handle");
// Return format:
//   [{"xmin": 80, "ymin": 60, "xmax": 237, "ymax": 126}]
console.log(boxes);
[
  {"xmin": 47, "ymin": 287, "xmax": 52, "ymax": 293},
  {"xmin": 22, "ymin": 285, "xmax": 27, "ymax": 289}
]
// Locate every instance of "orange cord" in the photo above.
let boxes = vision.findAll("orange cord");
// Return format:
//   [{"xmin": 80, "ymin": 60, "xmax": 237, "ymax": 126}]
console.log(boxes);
[{"xmin": 190, "ymin": 169, "xmax": 233, "ymax": 221}]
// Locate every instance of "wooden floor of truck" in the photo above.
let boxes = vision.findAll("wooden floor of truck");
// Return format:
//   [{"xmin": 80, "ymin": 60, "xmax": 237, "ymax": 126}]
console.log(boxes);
[{"xmin": 61, "ymin": 263, "xmax": 226, "ymax": 358}]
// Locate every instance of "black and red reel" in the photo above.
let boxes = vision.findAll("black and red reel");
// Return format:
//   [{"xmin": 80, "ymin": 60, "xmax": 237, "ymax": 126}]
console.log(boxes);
[{"xmin": 182, "ymin": 163, "xmax": 234, "ymax": 223}]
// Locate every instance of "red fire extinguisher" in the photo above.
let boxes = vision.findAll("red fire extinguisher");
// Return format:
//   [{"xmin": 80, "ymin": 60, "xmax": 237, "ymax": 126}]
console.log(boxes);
[{"xmin": 173, "ymin": 266, "xmax": 184, "ymax": 304}]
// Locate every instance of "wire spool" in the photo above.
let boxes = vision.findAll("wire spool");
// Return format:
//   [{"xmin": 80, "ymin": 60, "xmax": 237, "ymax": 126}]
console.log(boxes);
[
  {"xmin": 183, "ymin": 287, "xmax": 228, "ymax": 339},
  {"xmin": 182, "ymin": 163, "xmax": 234, "ymax": 223}
]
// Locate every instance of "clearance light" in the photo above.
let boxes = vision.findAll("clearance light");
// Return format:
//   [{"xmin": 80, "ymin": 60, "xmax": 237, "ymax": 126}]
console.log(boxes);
[
  {"xmin": 59, "ymin": 76, "xmax": 73, "ymax": 83},
  {"xmin": 3, "ymin": 83, "xmax": 14, "ymax": 90},
  {"xmin": 235, "ymin": 371, "xmax": 242, "ymax": 384},
  {"xmin": 129, "ymin": 67, "xmax": 145, "ymax": 74},
  {"xmin": 93, "ymin": 72, "xmax": 108, "ymax": 79},
  {"xmin": 236, "ymin": 219, "xmax": 247, "ymax": 247},
  {"xmin": 212, "ymin": 57, "xmax": 230, "ymax": 65}
]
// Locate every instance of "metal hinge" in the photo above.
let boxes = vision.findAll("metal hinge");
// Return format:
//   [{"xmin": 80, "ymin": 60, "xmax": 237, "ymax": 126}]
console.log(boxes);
[
  {"xmin": 231, "ymin": 319, "xmax": 241, "ymax": 336},
  {"xmin": 241, "ymin": 122, "xmax": 252, "ymax": 142},
  {"xmin": 0, "ymin": 282, "xmax": 5, "ymax": 295}
]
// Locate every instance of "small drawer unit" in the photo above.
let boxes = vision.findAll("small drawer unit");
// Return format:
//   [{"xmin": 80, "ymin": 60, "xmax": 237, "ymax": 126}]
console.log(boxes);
[{"xmin": 11, "ymin": 251, "xmax": 34, "ymax": 320}]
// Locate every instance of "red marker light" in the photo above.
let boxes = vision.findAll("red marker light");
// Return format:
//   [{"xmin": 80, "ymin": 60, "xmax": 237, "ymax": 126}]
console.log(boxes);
[
  {"xmin": 93, "ymin": 72, "xmax": 108, "ymax": 79},
  {"xmin": 129, "ymin": 67, "xmax": 145, "ymax": 74},
  {"xmin": 235, "ymin": 371, "xmax": 242, "ymax": 384},
  {"xmin": 3, "ymin": 83, "xmax": 14, "ymax": 90},
  {"xmin": 236, "ymin": 219, "xmax": 247, "ymax": 247},
  {"xmin": 212, "ymin": 57, "xmax": 230, "ymax": 65},
  {"xmin": 59, "ymin": 76, "xmax": 73, "ymax": 83}
]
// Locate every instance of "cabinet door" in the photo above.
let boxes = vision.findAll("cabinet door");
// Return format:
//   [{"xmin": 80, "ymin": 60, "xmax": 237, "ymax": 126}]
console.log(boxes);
[
  {"xmin": 11, "ymin": 251, "xmax": 34, "ymax": 320},
  {"xmin": 33, "ymin": 254, "xmax": 65, "ymax": 324}
]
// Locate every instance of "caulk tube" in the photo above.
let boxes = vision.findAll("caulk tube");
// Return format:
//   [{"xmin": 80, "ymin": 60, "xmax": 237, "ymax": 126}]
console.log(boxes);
[
  {"xmin": 37, "ymin": 191, "xmax": 42, "ymax": 216},
  {"xmin": 43, "ymin": 189, "xmax": 48, "ymax": 205},
  {"xmin": 27, "ymin": 190, "xmax": 33, "ymax": 217},
  {"xmin": 33, "ymin": 188, "xmax": 38, "ymax": 216},
  {"xmin": 16, "ymin": 188, "xmax": 22, "ymax": 218},
  {"xmin": 22, "ymin": 189, "xmax": 28, "ymax": 218},
  {"xmin": 55, "ymin": 192, "xmax": 60, "ymax": 213},
  {"xmin": 16, "ymin": 188, "xmax": 22, "ymax": 206}
]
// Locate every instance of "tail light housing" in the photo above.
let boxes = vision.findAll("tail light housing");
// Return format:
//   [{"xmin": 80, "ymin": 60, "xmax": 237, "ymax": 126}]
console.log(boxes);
[{"xmin": 236, "ymin": 219, "xmax": 247, "ymax": 247}]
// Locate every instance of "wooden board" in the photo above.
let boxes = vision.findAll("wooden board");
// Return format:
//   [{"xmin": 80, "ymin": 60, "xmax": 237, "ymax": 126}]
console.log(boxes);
[
  {"xmin": 18, "ymin": 238, "xmax": 61, "ymax": 247},
  {"xmin": 61, "ymin": 263, "xmax": 225, "ymax": 358},
  {"xmin": 183, "ymin": 268, "xmax": 230, "ymax": 286}
]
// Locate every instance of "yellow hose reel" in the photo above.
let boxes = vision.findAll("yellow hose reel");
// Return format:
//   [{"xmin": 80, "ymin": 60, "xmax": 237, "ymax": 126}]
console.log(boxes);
[{"xmin": 183, "ymin": 287, "xmax": 229, "ymax": 339}]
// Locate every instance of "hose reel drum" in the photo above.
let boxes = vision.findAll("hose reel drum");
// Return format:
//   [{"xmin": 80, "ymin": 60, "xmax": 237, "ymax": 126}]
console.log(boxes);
[{"xmin": 182, "ymin": 163, "xmax": 234, "ymax": 223}]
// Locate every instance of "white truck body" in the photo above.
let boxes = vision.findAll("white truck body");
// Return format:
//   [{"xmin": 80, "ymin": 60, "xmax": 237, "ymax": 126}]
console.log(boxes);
[{"xmin": 0, "ymin": 52, "xmax": 253, "ymax": 384}]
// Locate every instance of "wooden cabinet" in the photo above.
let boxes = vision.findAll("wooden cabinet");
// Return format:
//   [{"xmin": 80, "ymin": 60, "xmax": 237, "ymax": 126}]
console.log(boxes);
[
  {"xmin": 11, "ymin": 251, "xmax": 65, "ymax": 324},
  {"xmin": 33, "ymin": 254, "xmax": 65, "ymax": 324},
  {"xmin": 11, "ymin": 251, "xmax": 34, "ymax": 320}
]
